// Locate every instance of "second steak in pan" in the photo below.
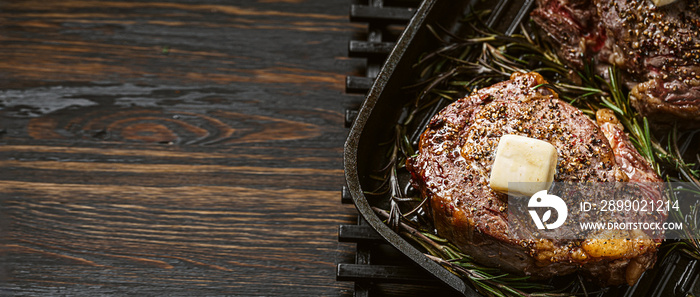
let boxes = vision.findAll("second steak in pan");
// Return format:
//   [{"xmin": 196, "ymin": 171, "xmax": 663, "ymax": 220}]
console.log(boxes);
[{"xmin": 531, "ymin": 0, "xmax": 700, "ymax": 123}]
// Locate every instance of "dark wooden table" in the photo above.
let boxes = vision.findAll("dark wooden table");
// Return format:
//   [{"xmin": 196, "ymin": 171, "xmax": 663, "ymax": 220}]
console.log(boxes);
[{"xmin": 0, "ymin": 1, "xmax": 369, "ymax": 295}]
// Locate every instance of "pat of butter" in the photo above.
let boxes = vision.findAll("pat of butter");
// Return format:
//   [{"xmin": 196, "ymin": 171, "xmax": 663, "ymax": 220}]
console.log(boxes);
[
  {"xmin": 489, "ymin": 134, "xmax": 558, "ymax": 197},
  {"xmin": 651, "ymin": 0, "xmax": 677, "ymax": 6}
]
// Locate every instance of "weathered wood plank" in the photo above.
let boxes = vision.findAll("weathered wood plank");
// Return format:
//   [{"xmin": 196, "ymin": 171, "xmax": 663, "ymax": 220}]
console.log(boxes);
[
  {"xmin": 0, "ymin": 179, "xmax": 357, "ymax": 295},
  {"xmin": 0, "ymin": 1, "xmax": 362, "ymax": 87}
]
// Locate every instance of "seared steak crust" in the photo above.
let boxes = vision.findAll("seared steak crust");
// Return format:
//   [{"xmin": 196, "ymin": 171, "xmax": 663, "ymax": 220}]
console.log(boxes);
[
  {"xmin": 532, "ymin": 0, "xmax": 700, "ymax": 123},
  {"xmin": 407, "ymin": 72, "xmax": 664, "ymax": 286}
]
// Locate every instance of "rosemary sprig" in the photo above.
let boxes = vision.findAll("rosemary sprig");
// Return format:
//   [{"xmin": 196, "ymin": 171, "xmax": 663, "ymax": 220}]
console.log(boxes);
[
  {"xmin": 667, "ymin": 182, "xmax": 700, "ymax": 256},
  {"xmin": 598, "ymin": 68, "xmax": 659, "ymax": 174},
  {"xmin": 373, "ymin": 207, "xmax": 581, "ymax": 297}
]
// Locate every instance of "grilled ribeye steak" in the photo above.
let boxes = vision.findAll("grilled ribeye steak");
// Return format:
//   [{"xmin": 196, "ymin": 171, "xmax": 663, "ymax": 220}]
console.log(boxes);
[
  {"xmin": 406, "ymin": 72, "xmax": 665, "ymax": 286},
  {"xmin": 531, "ymin": 0, "xmax": 700, "ymax": 123}
]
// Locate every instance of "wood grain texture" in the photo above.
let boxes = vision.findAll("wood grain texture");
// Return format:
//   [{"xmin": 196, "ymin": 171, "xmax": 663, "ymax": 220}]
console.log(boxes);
[{"xmin": 0, "ymin": 0, "xmax": 367, "ymax": 295}]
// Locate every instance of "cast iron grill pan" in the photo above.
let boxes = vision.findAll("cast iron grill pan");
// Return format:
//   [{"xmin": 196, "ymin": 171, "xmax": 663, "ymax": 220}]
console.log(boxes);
[{"xmin": 341, "ymin": 0, "xmax": 700, "ymax": 296}]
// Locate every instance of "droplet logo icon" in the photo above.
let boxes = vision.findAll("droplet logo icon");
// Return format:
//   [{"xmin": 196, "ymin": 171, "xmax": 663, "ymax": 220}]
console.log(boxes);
[{"xmin": 528, "ymin": 190, "xmax": 567, "ymax": 230}]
